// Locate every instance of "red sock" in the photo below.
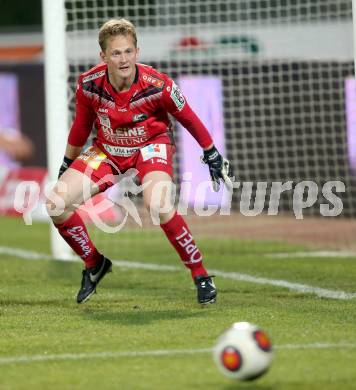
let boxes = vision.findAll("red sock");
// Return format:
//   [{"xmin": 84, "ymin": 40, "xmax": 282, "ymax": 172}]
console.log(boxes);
[
  {"xmin": 54, "ymin": 212, "xmax": 102, "ymax": 268},
  {"xmin": 160, "ymin": 212, "xmax": 208, "ymax": 279}
]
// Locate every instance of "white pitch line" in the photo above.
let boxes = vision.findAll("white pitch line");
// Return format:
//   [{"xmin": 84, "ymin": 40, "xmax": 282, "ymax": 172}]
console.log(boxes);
[
  {"xmin": 209, "ymin": 269, "xmax": 356, "ymax": 300},
  {"xmin": 0, "ymin": 348, "xmax": 212, "ymax": 365},
  {"xmin": 0, "ymin": 246, "xmax": 53, "ymax": 261},
  {"xmin": 276, "ymin": 342, "xmax": 356, "ymax": 350},
  {"xmin": 1, "ymin": 246, "xmax": 356, "ymax": 300},
  {"xmin": 267, "ymin": 251, "xmax": 356, "ymax": 259},
  {"xmin": 0, "ymin": 342, "xmax": 355, "ymax": 366}
]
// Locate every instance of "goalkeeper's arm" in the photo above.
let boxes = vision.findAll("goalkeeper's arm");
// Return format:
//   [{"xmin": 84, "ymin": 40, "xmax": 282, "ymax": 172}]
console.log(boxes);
[
  {"xmin": 58, "ymin": 81, "xmax": 94, "ymax": 179},
  {"xmin": 161, "ymin": 78, "xmax": 234, "ymax": 190},
  {"xmin": 59, "ymin": 96, "xmax": 94, "ymax": 178}
]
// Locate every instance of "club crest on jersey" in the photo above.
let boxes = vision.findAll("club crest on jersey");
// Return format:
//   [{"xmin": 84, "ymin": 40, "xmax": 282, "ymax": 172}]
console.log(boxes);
[
  {"xmin": 133, "ymin": 113, "xmax": 148, "ymax": 123},
  {"xmin": 142, "ymin": 73, "xmax": 164, "ymax": 89},
  {"xmin": 171, "ymin": 82, "xmax": 185, "ymax": 111},
  {"xmin": 98, "ymin": 113, "xmax": 111, "ymax": 130}
]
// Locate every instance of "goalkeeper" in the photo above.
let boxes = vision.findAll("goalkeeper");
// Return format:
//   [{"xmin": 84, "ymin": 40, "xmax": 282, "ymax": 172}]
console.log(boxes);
[{"xmin": 46, "ymin": 18, "xmax": 233, "ymax": 305}]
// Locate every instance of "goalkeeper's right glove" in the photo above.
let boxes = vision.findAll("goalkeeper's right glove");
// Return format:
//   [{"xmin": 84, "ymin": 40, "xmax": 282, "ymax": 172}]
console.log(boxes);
[{"xmin": 58, "ymin": 156, "xmax": 74, "ymax": 179}]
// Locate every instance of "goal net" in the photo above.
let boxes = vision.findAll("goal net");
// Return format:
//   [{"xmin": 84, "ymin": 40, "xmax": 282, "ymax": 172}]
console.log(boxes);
[{"xmin": 45, "ymin": 0, "xmax": 356, "ymax": 258}]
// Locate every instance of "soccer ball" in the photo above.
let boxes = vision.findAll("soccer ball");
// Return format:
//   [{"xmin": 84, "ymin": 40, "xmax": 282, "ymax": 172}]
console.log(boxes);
[{"xmin": 213, "ymin": 322, "xmax": 273, "ymax": 381}]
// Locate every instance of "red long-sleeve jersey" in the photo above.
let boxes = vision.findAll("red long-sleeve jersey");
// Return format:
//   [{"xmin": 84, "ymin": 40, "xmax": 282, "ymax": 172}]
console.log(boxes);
[{"xmin": 68, "ymin": 63, "xmax": 213, "ymax": 161}]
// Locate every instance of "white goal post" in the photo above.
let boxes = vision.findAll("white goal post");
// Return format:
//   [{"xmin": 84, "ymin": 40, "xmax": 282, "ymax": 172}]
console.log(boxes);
[{"xmin": 42, "ymin": 0, "xmax": 72, "ymax": 259}]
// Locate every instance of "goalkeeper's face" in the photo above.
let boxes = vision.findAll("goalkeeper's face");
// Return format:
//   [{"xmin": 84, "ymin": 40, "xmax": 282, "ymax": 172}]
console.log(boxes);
[{"xmin": 100, "ymin": 34, "xmax": 139, "ymax": 82}]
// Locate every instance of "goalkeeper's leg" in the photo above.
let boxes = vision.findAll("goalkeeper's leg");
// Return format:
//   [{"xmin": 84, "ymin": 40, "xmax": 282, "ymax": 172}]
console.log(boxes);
[
  {"xmin": 46, "ymin": 167, "xmax": 103, "ymax": 266},
  {"xmin": 45, "ymin": 165, "xmax": 112, "ymax": 303},
  {"xmin": 141, "ymin": 170, "xmax": 216, "ymax": 304}
]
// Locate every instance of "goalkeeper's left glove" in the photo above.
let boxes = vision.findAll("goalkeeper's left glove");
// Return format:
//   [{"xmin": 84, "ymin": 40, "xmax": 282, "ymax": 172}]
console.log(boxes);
[
  {"xmin": 201, "ymin": 145, "xmax": 234, "ymax": 192},
  {"xmin": 58, "ymin": 156, "xmax": 74, "ymax": 179}
]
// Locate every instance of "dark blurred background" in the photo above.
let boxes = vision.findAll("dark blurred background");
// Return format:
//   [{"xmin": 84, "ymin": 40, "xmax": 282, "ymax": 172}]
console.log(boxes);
[
  {"xmin": 0, "ymin": 0, "xmax": 42, "ymax": 29},
  {"xmin": 0, "ymin": 0, "xmax": 44, "ymax": 167}
]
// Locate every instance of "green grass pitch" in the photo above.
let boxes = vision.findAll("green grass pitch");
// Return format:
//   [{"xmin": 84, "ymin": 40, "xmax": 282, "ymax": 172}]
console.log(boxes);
[{"xmin": 0, "ymin": 216, "xmax": 356, "ymax": 389}]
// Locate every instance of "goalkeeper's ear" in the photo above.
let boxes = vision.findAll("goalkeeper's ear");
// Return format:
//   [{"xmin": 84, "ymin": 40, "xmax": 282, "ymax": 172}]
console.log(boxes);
[{"xmin": 100, "ymin": 50, "xmax": 107, "ymax": 63}]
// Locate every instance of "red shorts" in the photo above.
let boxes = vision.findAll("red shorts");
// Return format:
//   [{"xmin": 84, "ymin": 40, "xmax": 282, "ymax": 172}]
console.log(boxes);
[{"xmin": 69, "ymin": 143, "xmax": 175, "ymax": 192}]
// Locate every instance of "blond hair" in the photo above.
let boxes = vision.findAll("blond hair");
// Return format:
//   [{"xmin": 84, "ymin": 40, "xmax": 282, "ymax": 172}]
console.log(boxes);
[{"xmin": 99, "ymin": 18, "xmax": 137, "ymax": 51}]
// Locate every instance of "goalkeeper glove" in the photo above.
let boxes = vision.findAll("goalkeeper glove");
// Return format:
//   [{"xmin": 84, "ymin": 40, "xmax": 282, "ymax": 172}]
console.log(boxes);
[
  {"xmin": 58, "ymin": 156, "xmax": 74, "ymax": 179},
  {"xmin": 201, "ymin": 146, "xmax": 234, "ymax": 192}
]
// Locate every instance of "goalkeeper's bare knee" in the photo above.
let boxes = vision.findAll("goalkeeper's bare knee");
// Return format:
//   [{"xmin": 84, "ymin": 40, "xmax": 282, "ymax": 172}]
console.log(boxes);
[{"xmin": 45, "ymin": 189, "xmax": 73, "ymax": 224}]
